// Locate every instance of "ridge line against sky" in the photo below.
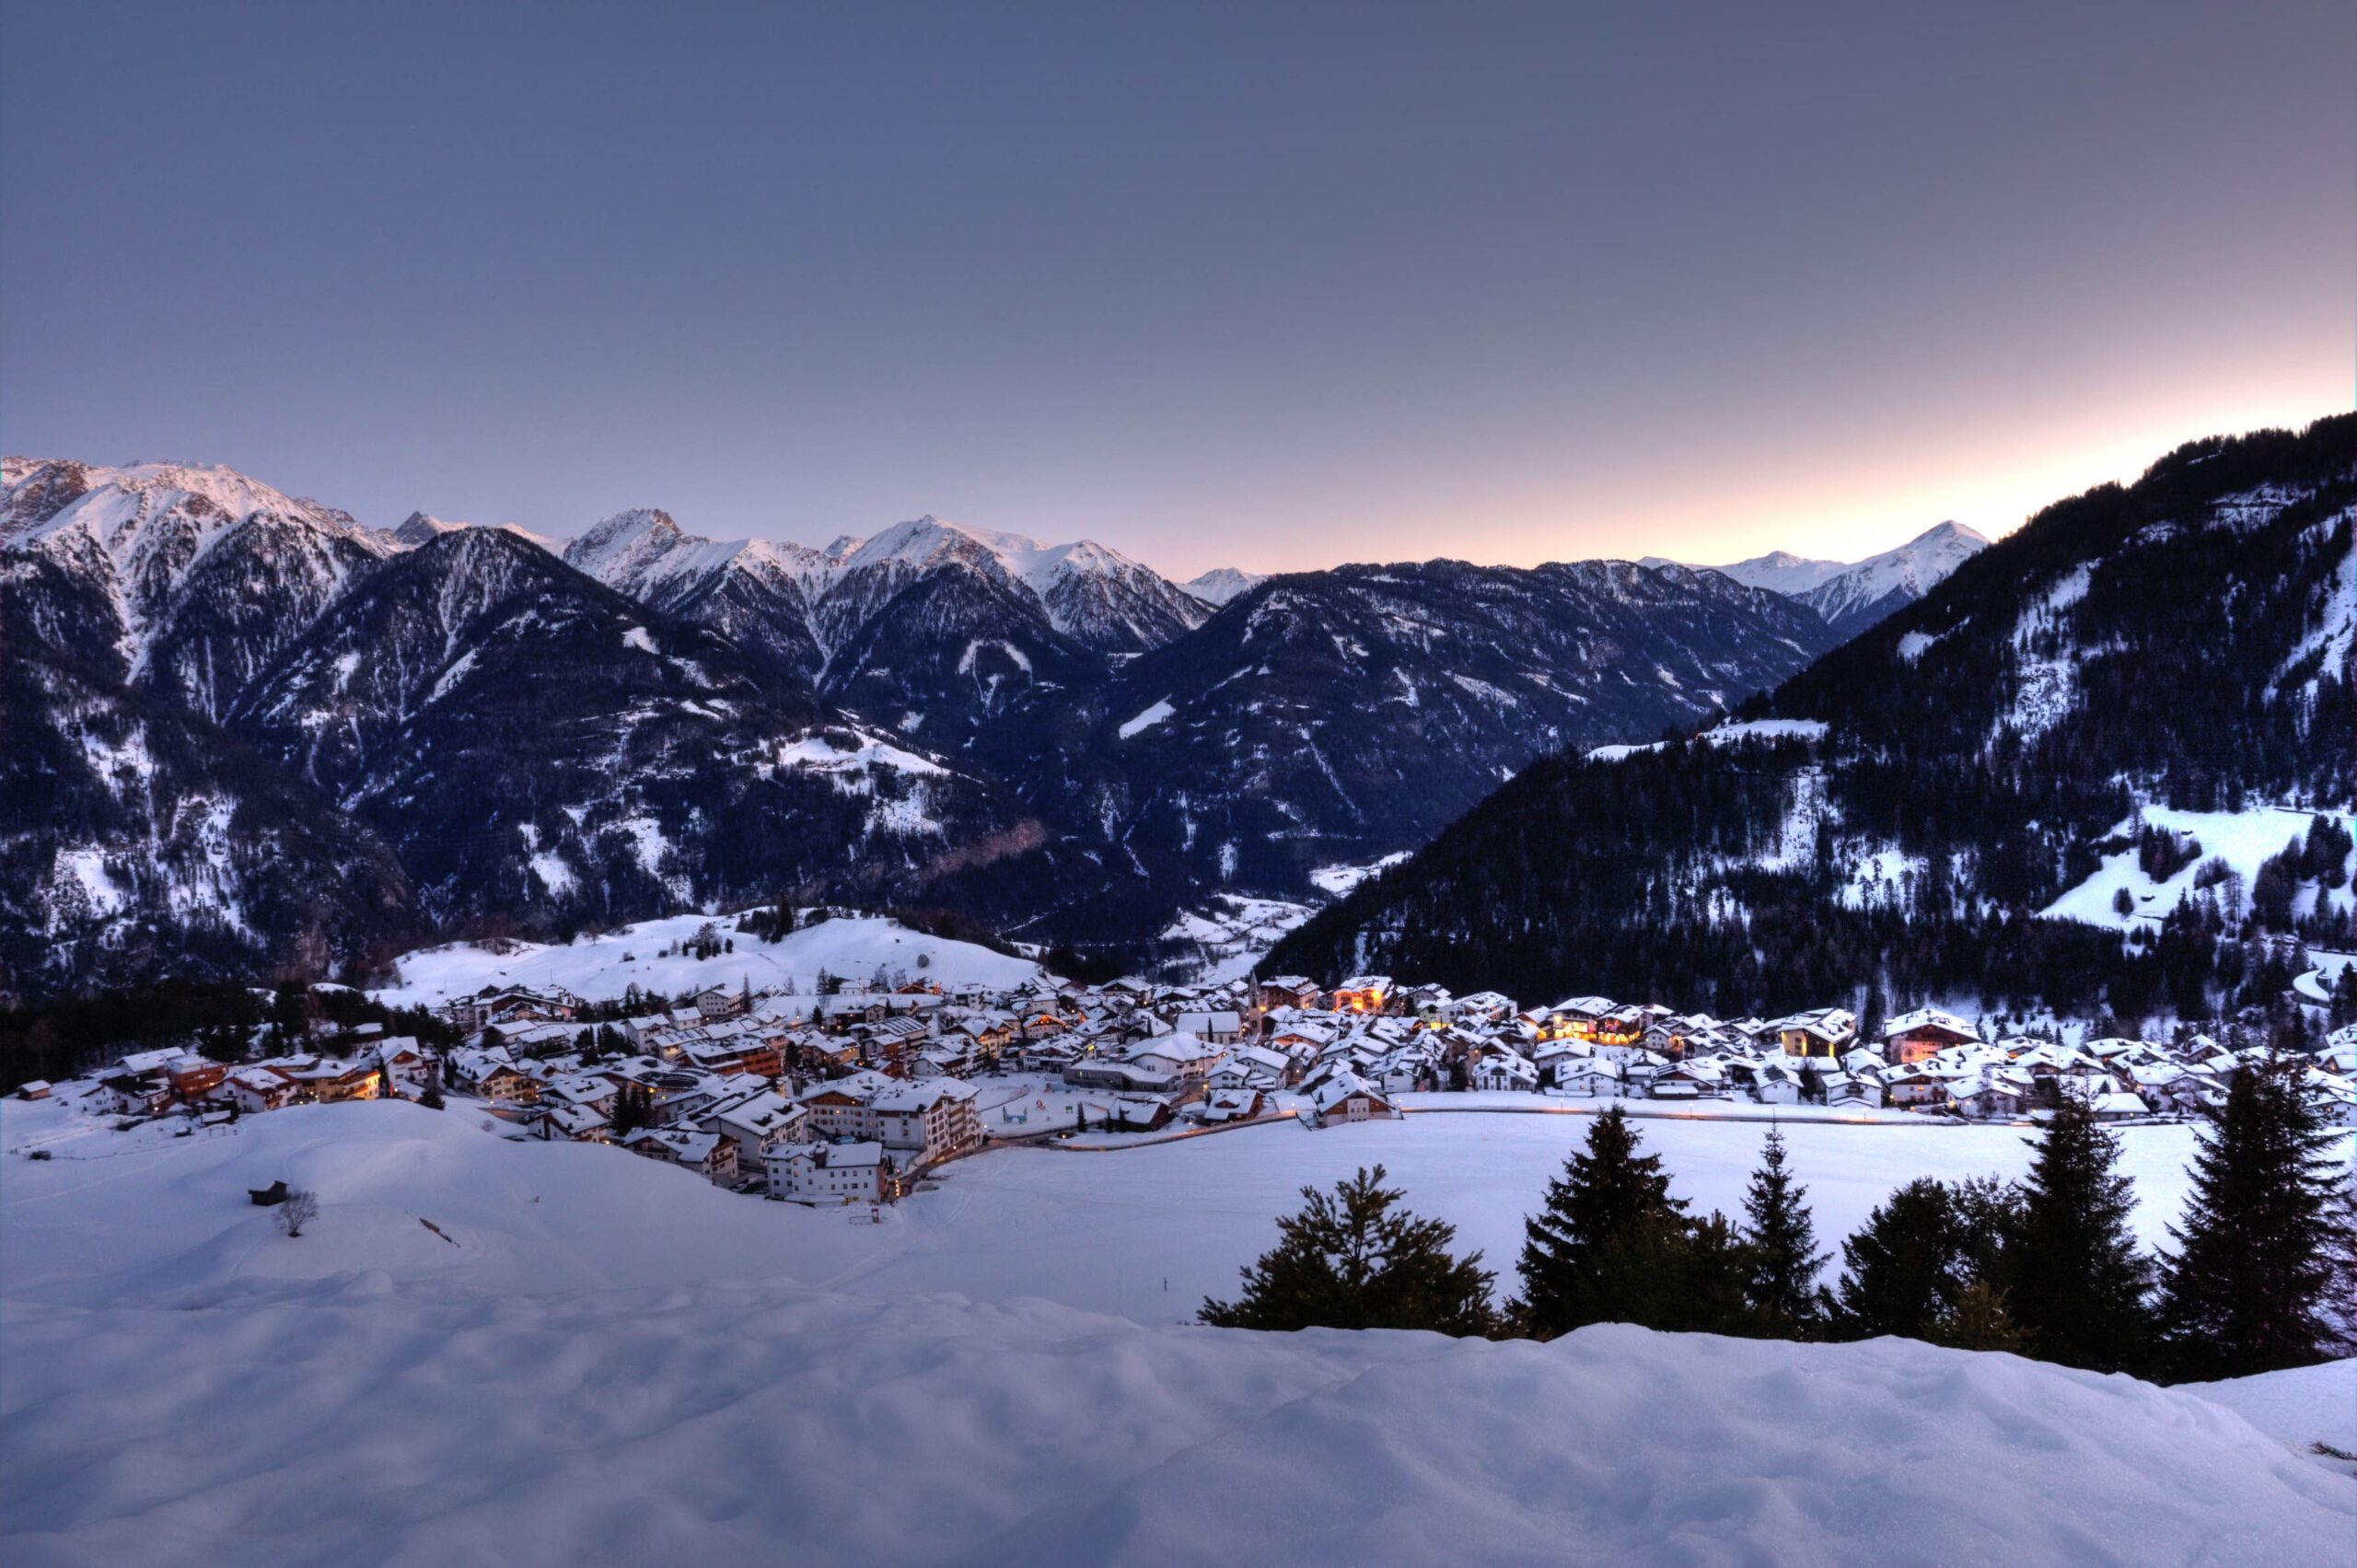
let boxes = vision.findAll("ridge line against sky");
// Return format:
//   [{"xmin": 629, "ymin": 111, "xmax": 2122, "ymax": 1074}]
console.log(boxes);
[{"xmin": 2, "ymin": 2, "xmax": 2349, "ymax": 577}]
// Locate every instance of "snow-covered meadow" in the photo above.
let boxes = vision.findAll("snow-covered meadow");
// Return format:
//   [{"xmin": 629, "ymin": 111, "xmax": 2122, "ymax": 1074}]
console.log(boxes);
[
  {"xmin": 369, "ymin": 913, "xmax": 1046, "ymax": 1009},
  {"xmin": 4, "ymin": 1098, "xmax": 2351, "ymax": 1566}
]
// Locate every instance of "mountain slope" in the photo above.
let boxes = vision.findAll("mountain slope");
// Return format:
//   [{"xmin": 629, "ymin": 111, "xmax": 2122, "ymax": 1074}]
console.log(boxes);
[
  {"xmin": 0, "ymin": 644, "xmax": 412, "ymax": 998},
  {"xmin": 227, "ymin": 528, "xmax": 1026, "ymax": 931},
  {"xmin": 1271, "ymin": 415, "xmax": 2357, "ymax": 1022},
  {"xmin": 1, "ymin": 458, "xmax": 399, "ymax": 717},
  {"xmin": 563, "ymin": 508, "xmax": 829, "ymax": 680},
  {"xmin": 955, "ymin": 559, "xmax": 1841, "ymax": 939}
]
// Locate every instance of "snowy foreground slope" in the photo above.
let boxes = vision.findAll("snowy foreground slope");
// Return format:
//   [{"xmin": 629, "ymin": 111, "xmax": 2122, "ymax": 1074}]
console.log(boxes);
[{"xmin": 5, "ymin": 1105, "xmax": 2351, "ymax": 1566}]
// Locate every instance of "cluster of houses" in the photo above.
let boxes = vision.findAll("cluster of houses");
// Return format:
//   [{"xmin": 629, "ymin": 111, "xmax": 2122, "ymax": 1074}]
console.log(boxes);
[
  {"xmin": 1236, "ymin": 978, "xmax": 2357, "ymax": 1124},
  {"xmin": 24, "ymin": 959, "xmax": 2356, "ymax": 1201}
]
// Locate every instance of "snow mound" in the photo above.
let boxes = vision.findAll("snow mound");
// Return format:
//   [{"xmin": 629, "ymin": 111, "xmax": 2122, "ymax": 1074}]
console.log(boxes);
[
  {"xmin": 369, "ymin": 912, "xmax": 1043, "ymax": 1007},
  {"xmin": 3, "ymin": 1275, "xmax": 2344, "ymax": 1565}
]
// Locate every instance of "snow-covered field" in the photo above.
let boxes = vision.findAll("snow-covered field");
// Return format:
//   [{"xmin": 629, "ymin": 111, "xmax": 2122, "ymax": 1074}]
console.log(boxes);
[
  {"xmin": 4, "ymin": 1100, "xmax": 2351, "ymax": 1564},
  {"xmin": 370, "ymin": 913, "xmax": 1046, "ymax": 1008},
  {"xmin": 5, "ymin": 1099, "xmax": 2351, "ymax": 1565},
  {"xmin": 2042, "ymin": 805, "xmax": 2354, "ymax": 931}
]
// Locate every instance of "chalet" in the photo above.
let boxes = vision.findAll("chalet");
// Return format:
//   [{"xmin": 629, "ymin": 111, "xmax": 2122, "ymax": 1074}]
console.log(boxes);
[
  {"xmin": 703, "ymin": 1087, "xmax": 809, "ymax": 1159},
  {"xmin": 167, "ymin": 1056, "xmax": 228, "ymax": 1103},
  {"xmin": 1257, "ymin": 976, "xmax": 1325, "ymax": 1013},
  {"xmin": 444, "ymin": 983, "xmax": 580, "ymax": 1033},
  {"xmin": 1825, "ymin": 1073, "xmax": 1885, "ymax": 1109},
  {"xmin": 2084, "ymin": 1088, "xmax": 2152, "ymax": 1122},
  {"xmin": 622, "ymin": 1126, "xmax": 738, "ymax": 1185},
  {"xmin": 15, "ymin": 1079, "xmax": 51, "ymax": 1100},
  {"xmin": 224, "ymin": 1068, "xmax": 300, "ymax": 1115},
  {"xmin": 695, "ymin": 983, "xmax": 749, "ymax": 1022},
  {"xmin": 1555, "ymin": 1056, "xmax": 1631, "ymax": 1094},
  {"xmin": 539, "ymin": 1102, "xmax": 613, "ymax": 1143},
  {"xmin": 1750, "ymin": 1062, "xmax": 1803, "ymax": 1106},
  {"xmin": 1883, "ymin": 1068, "xmax": 1950, "ymax": 1110},
  {"xmin": 1881, "ymin": 1008, "xmax": 1980, "ymax": 1065},
  {"xmin": 1126, "ymin": 1038, "xmax": 1222, "ymax": 1089},
  {"xmin": 798, "ymin": 1072, "xmax": 892, "ymax": 1141},
  {"xmin": 1309, "ymin": 1072, "xmax": 1394, "ymax": 1124},
  {"xmin": 375, "ymin": 1039, "xmax": 435, "ymax": 1095},
  {"xmin": 1642, "ymin": 1061, "xmax": 1716, "ymax": 1099},
  {"xmin": 765, "ymin": 1141, "xmax": 889, "ymax": 1204},
  {"xmin": 1775, "ymin": 1008, "xmax": 1857, "ymax": 1060},
  {"xmin": 1207, "ymin": 1045, "xmax": 1294, "ymax": 1090},
  {"xmin": 1199, "ymin": 1087, "xmax": 1266, "ymax": 1123},
  {"xmin": 475, "ymin": 1062, "xmax": 538, "ymax": 1104},
  {"xmin": 1471, "ymin": 1050, "xmax": 1538, "ymax": 1093},
  {"xmin": 1330, "ymin": 975, "xmax": 1394, "ymax": 1015}
]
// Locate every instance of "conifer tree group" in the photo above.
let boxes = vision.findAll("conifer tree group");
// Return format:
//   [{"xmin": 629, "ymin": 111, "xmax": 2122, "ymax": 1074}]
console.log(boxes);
[{"xmin": 1201, "ymin": 1059, "xmax": 2351, "ymax": 1384}]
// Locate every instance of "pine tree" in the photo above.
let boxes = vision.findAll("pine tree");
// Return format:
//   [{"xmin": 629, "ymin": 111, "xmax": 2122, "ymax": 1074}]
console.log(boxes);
[
  {"xmin": 2004, "ymin": 1100, "xmax": 2152, "ymax": 1371},
  {"xmin": 1516, "ymin": 1105, "xmax": 1686, "ymax": 1337},
  {"xmin": 1935, "ymin": 1279, "xmax": 2028, "ymax": 1353},
  {"xmin": 2321, "ymin": 1179, "xmax": 2357, "ymax": 1357},
  {"xmin": 1738, "ymin": 1129, "xmax": 1828, "ymax": 1335},
  {"xmin": 2157, "ymin": 1059, "xmax": 2344, "ymax": 1379},
  {"xmin": 1202, "ymin": 1166, "xmax": 1495, "ymax": 1335},
  {"xmin": 1830, "ymin": 1178, "xmax": 1965, "ymax": 1340}
]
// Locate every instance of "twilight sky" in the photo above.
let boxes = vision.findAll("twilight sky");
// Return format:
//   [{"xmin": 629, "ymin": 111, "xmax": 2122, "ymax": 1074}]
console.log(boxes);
[{"xmin": 3, "ymin": 3, "xmax": 2349, "ymax": 577}]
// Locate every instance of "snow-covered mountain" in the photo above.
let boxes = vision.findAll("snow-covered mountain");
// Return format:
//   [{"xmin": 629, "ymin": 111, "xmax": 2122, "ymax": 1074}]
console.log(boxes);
[
  {"xmin": 0, "ymin": 452, "xmax": 1971, "ymax": 991},
  {"xmin": 1, "ymin": 458, "xmax": 399, "ymax": 718},
  {"xmin": 1649, "ymin": 521, "xmax": 1989, "ymax": 638},
  {"xmin": 226, "ymin": 526, "xmax": 1018, "ymax": 932},
  {"xmin": 1181, "ymin": 566, "xmax": 1266, "ymax": 606},
  {"xmin": 1273, "ymin": 415, "xmax": 2356, "ymax": 1016},
  {"xmin": 821, "ymin": 515, "xmax": 1213, "ymax": 654},
  {"xmin": 390, "ymin": 511, "xmax": 564, "ymax": 555},
  {"xmin": 563, "ymin": 508, "xmax": 830, "ymax": 679}
]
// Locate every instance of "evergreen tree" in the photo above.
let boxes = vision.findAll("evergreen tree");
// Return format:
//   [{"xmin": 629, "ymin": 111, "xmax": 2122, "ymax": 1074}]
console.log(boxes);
[
  {"xmin": 1202, "ymin": 1166, "xmax": 1495, "ymax": 1335},
  {"xmin": 2004, "ymin": 1101, "xmax": 2152, "ymax": 1371},
  {"xmin": 1738, "ymin": 1129, "xmax": 1828, "ymax": 1334},
  {"xmin": 2157, "ymin": 1060, "xmax": 2344, "ymax": 1379},
  {"xmin": 1516, "ymin": 1105, "xmax": 1687, "ymax": 1337},
  {"xmin": 611, "ymin": 1083, "xmax": 652, "ymax": 1138},
  {"xmin": 418, "ymin": 1082, "xmax": 446, "ymax": 1110},
  {"xmin": 1830, "ymin": 1178, "xmax": 1967, "ymax": 1340},
  {"xmin": 2321, "ymin": 1178, "xmax": 2357, "ymax": 1357},
  {"xmin": 1935, "ymin": 1279, "xmax": 2028, "ymax": 1353}
]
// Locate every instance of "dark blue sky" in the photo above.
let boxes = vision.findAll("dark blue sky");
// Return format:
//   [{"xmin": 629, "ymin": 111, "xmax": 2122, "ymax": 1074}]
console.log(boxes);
[{"xmin": 4, "ymin": 2, "xmax": 2349, "ymax": 575}]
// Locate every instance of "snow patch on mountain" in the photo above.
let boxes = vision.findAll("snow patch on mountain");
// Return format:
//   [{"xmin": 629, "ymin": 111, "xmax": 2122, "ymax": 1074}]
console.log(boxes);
[{"xmin": 1119, "ymin": 698, "xmax": 1176, "ymax": 738}]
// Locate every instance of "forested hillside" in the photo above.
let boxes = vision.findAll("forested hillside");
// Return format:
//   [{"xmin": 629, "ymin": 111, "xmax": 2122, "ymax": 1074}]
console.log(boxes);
[{"xmin": 1268, "ymin": 415, "xmax": 2357, "ymax": 1028}]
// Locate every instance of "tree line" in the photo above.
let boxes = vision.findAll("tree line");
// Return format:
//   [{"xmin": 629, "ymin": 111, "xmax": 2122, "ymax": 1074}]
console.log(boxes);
[{"xmin": 1202, "ymin": 1060, "xmax": 2351, "ymax": 1385}]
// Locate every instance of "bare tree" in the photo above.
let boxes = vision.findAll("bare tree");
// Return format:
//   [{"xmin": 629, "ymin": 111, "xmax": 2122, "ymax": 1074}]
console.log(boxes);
[{"xmin": 276, "ymin": 1189, "xmax": 319, "ymax": 1238}]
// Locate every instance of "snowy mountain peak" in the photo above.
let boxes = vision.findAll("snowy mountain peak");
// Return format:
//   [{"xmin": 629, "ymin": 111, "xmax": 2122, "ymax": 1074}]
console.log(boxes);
[
  {"xmin": 391, "ymin": 511, "xmax": 563, "ymax": 555},
  {"xmin": 1182, "ymin": 566, "xmax": 1266, "ymax": 606},
  {"xmin": 1654, "ymin": 521, "xmax": 1991, "ymax": 634}
]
